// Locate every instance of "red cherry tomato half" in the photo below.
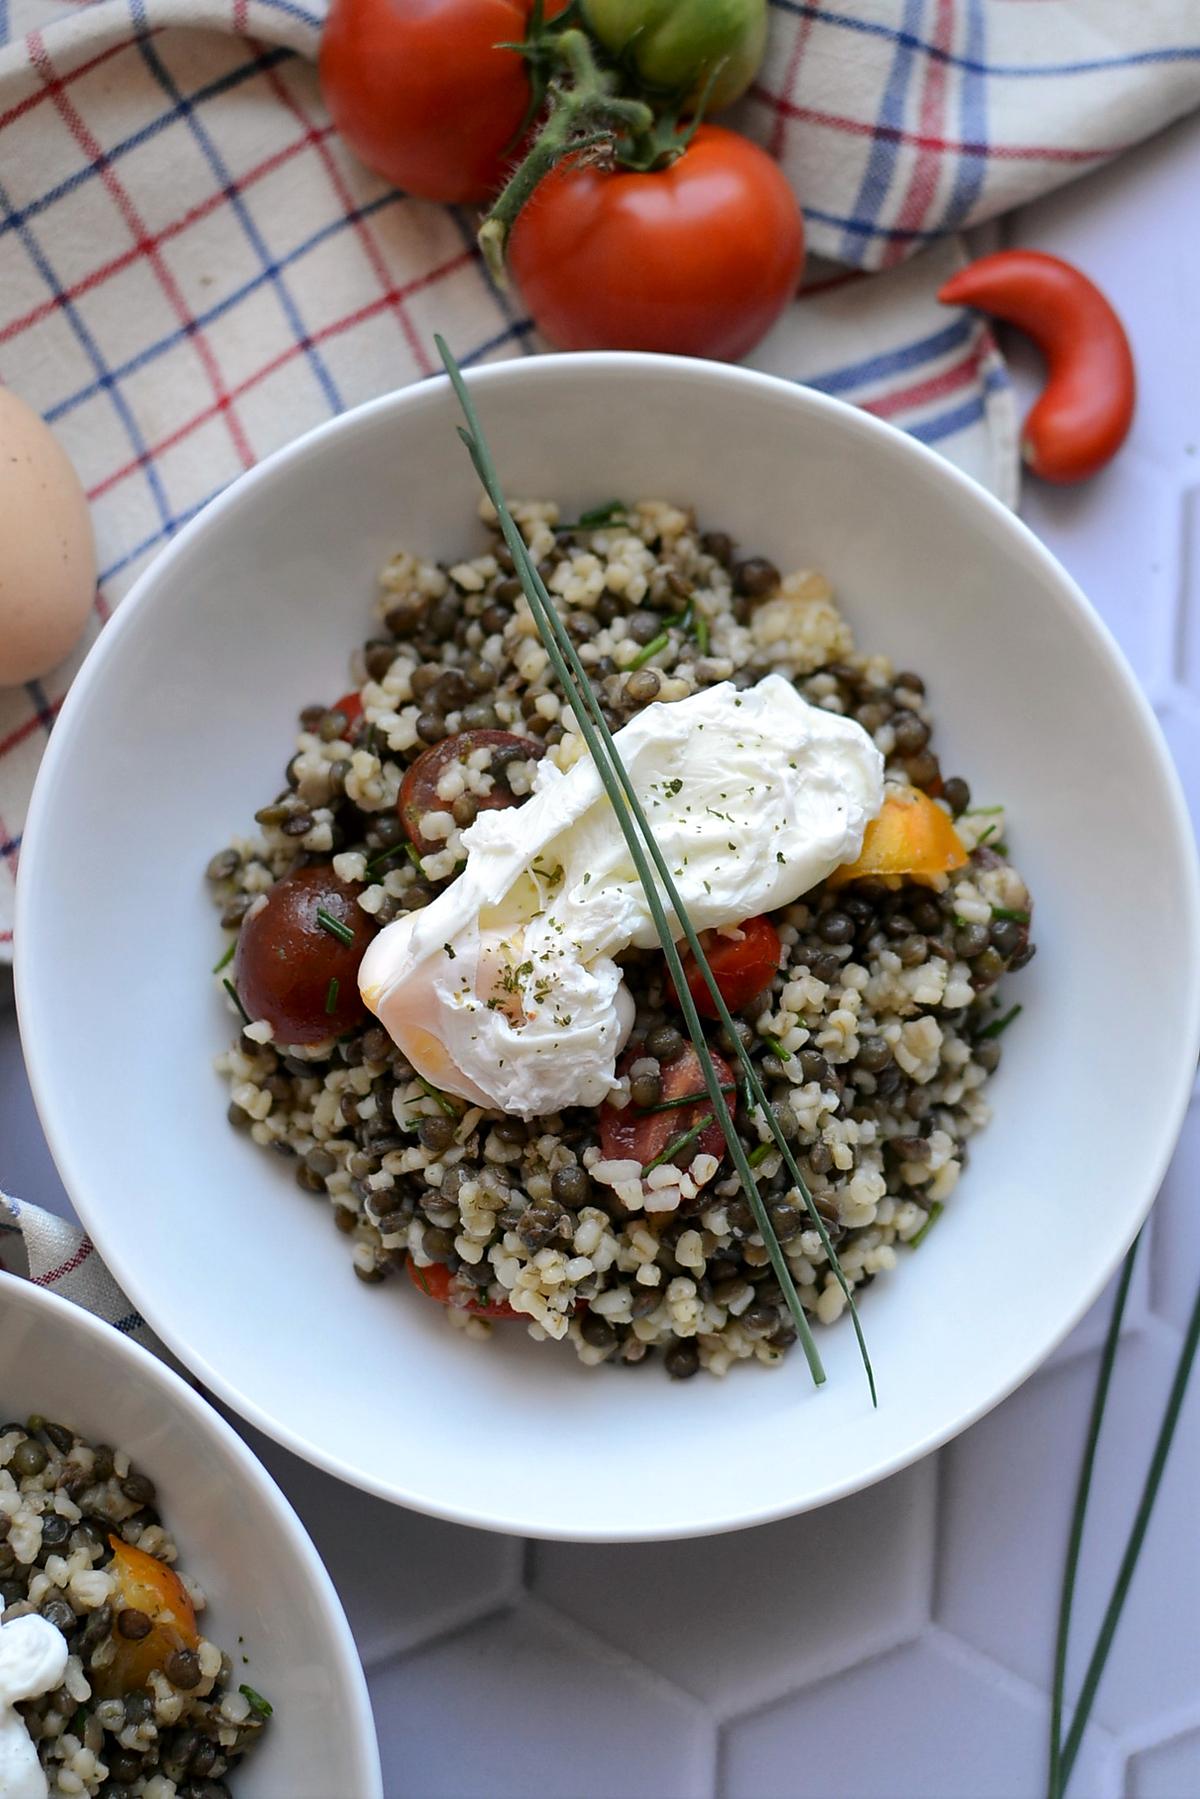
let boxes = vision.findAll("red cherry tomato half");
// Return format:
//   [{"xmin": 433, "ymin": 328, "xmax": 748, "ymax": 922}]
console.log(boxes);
[
  {"xmin": 234, "ymin": 866, "xmax": 376, "ymax": 1045},
  {"xmin": 319, "ymin": 0, "xmax": 567, "ymax": 206},
  {"xmin": 407, "ymin": 1256, "xmax": 520, "ymax": 1318},
  {"xmin": 599, "ymin": 1044, "xmax": 735, "ymax": 1172},
  {"xmin": 671, "ymin": 915, "xmax": 782, "ymax": 1019},
  {"xmin": 508, "ymin": 125, "xmax": 804, "ymax": 361},
  {"xmin": 399, "ymin": 729, "xmax": 545, "ymax": 857},
  {"xmin": 332, "ymin": 691, "xmax": 363, "ymax": 729}
]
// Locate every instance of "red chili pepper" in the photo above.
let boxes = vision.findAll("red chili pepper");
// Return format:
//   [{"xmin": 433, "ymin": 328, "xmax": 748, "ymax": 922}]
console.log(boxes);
[
  {"xmin": 333, "ymin": 691, "xmax": 364, "ymax": 726},
  {"xmin": 937, "ymin": 251, "xmax": 1135, "ymax": 484}
]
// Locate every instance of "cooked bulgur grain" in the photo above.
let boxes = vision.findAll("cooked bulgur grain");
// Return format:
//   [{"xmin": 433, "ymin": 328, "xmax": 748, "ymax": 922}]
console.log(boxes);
[{"xmin": 208, "ymin": 499, "xmax": 1035, "ymax": 1377}]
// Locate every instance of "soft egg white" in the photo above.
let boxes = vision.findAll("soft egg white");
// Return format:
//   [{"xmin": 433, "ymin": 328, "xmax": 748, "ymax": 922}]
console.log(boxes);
[{"xmin": 359, "ymin": 676, "xmax": 883, "ymax": 1117}]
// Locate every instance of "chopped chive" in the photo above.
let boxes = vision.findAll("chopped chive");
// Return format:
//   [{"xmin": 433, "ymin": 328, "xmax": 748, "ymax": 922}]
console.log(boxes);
[
  {"xmin": 238, "ymin": 1684, "xmax": 273, "ymax": 1720},
  {"xmin": 416, "ymin": 1074, "xmax": 460, "ymax": 1119},
  {"xmin": 966, "ymin": 804, "xmax": 1004, "ymax": 815},
  {"xmin": 366, "ymin": 841, "xmax": 405, "ymax": 873},
  {"xmin": 978, "ymin": 1002, "xmax": 1022, "ymax": 1040},
  {"xmin": 315, "ymin": 907, "xmax": 354, "ymax": 945},
  {"xmin": 993, "ymin": 840, "xmax": 1010, "ymax": 857},
  {"xmin": 642, "ymin": 1083, "xmax": 737, "ymax": 1115},
  {"xmin": 992, "ymin": 906, "xmax": 1030, "ymax": 925},
  {"xmin": 645, "ymin": 1113, "xmax": 714, "ymax": 1174},
  {"xmin": 556, "ymin": 499, "xmax": 628, "ymax": 532},
  {"xmin": 909, "ymin": 1202, "xmax": 943, "ymax": 1248},
  {"xmin": 694, "ymin": 611, "xmax": 710, "ymax": 656},
  {"xmin": 628, "ymin": 631, "xmax": 670, "ymax": 670},
  {"xmin": 411, "ymin": 1262, "xmax": 433, "ymax": 1295},
  {"xmin": 976, "ymin": 824, "xmax": 998, "ymax": 846},
  {"xmin": 763, "ymin": 1036, "xmax": 792, "ymax": 1062},
  {"xmin": 404, "ymin": 842, "xmax": 425, "ymax": 872},
  {"xmin": 324, "ymin": 976, "xmax": 340, "ymax": 1016},
  {"xmin": 439, "ymin": 335, "xmax": 877, "ymax": 1398},
  {"xmin": 212, "ymin": 941, "xmax": 235, "ymax": 974},
  {"xmin": 747, "ymin": 1141, "xmax": 774, "ymax": 1168},
  {"xmin": 222, "ymin": 978, "xmax": 251, "ymax": 1025}
]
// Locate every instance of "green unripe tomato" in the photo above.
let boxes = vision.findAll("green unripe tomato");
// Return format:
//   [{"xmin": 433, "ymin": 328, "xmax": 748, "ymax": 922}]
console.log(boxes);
[{"xmin": 582, "ymin": 0, "xmax": 768, "ymax": 114}]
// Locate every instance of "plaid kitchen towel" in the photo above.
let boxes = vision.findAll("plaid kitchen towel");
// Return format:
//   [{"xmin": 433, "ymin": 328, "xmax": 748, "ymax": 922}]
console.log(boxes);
[
  {"xmin": 1, "ymin": 1190, "xmax": 165, "ymax": 1355},
  {"xmin": 0, "ymin": 1, "xmax": 1198, "ymax": 959}
]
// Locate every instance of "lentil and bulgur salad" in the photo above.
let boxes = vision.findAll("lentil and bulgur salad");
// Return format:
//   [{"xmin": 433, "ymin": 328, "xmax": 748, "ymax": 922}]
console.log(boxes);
[
  {"xmin": 207, "ymin": 497, "xmax": 1035, "ymax": 1380},
  {"xmin": 0, "ymin": 1416, "xmax": 270, "ymax": 1796}
]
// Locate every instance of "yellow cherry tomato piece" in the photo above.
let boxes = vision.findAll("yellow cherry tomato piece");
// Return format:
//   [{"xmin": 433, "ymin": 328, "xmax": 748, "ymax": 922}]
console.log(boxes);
[
  {"xmin": 828, "ymin": 785, "xmax": 968, "ymax": 889},
  {"xmin": 93, "ymin": 1536, "xmax": 200, "ymax": 1697}
]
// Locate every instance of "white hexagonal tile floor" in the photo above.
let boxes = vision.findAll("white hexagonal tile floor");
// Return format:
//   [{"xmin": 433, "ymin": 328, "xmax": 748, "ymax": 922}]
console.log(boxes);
[
  {"xmin": 721, "ymin": 1633, "xmax": 1117, "ymax": 1799},
  {"xmin": 3, "ymin": 94, "xmax": 1200, "ymax": 1799}
]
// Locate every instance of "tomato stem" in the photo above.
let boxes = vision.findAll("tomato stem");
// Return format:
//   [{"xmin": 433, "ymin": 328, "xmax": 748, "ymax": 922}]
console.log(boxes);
[{"xmin": 479, "ymin": 26, "xmax": 654, "ymax": 282}]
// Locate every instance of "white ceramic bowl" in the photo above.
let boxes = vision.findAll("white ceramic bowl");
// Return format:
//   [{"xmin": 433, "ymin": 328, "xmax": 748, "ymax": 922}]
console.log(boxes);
[
  {"xmin": 0, "ymin": 1274, "xmax": 381, "ymax": 1795},
  {"xmin": 16, "ymin": 354, "xmax": 1200, "ymax": 1541}
]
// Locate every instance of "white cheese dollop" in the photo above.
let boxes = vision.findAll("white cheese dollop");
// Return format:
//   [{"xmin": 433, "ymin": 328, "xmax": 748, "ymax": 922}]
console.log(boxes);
[
  {"xmin": 359, "ymin": 675, "xmax": 883, "ymax": 1117},
  {"xmin": 0, "ymin": 1614, "xmax": 68, "ymax": 1799}
]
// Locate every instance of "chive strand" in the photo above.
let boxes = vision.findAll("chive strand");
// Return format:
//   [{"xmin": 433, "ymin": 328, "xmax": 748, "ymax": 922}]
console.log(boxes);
[
  {"xmin": 315, "ymin": 906, "xmax": 354, "ymax": 945},
  {"xmin": 416, "ymin": 1074, "xmax": 460, "ymax": 1120},
  {"xmin": 211, "ymin": 941, "xmax": 235, "ymax": 975},
  {"xmin": 490, "ymin": 493, "xmax": 874, "ymax": 1399},
  {"xmin": 438, "ymin": 338, "xmax": 840, "ymax": 1388},
  {"xmin": 642, "ymin": 1083, "xmax": 737, "ymax": 1115},
  {"xmin": 908, "ymin": 1202, "xmax": 943, "ymax": 1249},
  {"xmin": 1048, "ymin": 1236, "xmax": 1139, "ymax": 1799},
  {"xmin": 1053, "ymin": 1241, "xmax": 1200, "ymax": 1798},
  {"xmin": 222, "ymin": 978, "xmax": 251, "ymax": 1026},
  {"xmin": 978, "ymin": 1002, "xmax": 1022, "ymax": 1040},
  {"xmin": 628, "ymin": 631, "xmax": 670, "ymax": 670},
  {"xmin": 645, "ymin": 1113, "xmax": 714, "ymax": 1174}
]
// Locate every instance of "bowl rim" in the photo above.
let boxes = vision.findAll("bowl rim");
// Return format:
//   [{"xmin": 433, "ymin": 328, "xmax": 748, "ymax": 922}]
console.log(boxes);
[
  {"xmin": 16, "ymin": 350, "xmax": 1200, "ymax": 1540},
  {"xmin": 0, "ymin": 1270, "xmax": 383, "ymax": 1793}
]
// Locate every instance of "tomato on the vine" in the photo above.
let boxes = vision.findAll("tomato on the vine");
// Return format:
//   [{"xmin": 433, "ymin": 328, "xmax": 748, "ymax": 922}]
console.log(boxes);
[
  {"xmin": 582, "ymin": 0, "xmax": 768, "ymax": 112},
  {"xmin": 319, "ymin": 0, "xmax": 568, "ymax": 206},
  {"xmin": 507, "ymin": 125, "xmax": 804, "ymax": 360}
]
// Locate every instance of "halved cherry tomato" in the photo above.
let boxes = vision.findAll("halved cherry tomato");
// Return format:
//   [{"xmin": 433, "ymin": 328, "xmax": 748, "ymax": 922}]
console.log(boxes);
[
  {"xmin": 234, "ymin": 866, "xmax": 377, "ymax": 1044},
  {"xmin": 93, "ymin": 1537, "xmax": 199, "ymax": 1699},
  {"xmin": 600, "ymin": 1043, "xmax": 735, "ymax": 1171},
  {"xmin": 332, "ymin": 691, "xmax": 364, "ymax": 730},
  {"xmin": 670, "ymin": 915, "xmax": 781, "ymax": 1019},
  {"xmin": 407, "ymin": 1255, "xmax": 519, "ymax": 1318},
  {"xmin": 399, "ymin": 729, "xmax": 544, "ymax": 857},
  {"xmin": 507, "ymin": 124, "xmax": 804, "ymax": 360},
  {"xmin": 319, "ymin": 0, "xmax": 568, "ymax": 206},
  {"xmin": 827, "ymin": 786, "xmax": 967, "ymax": 890}
]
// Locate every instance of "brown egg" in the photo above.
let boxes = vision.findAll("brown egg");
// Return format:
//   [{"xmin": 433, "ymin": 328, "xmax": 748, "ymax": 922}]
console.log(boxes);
[{"xmin": 0, "ymin": 388, "xmax": 96, "ymax": 686}]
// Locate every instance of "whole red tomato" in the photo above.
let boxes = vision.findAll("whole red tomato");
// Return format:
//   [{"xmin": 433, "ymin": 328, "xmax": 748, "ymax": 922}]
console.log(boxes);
[
  {"xmin": 320, "ymin": 0, "xmax": 566, "ymax": 206},
  {"xmin": 508, "ymin": 125, "xmax": 804, "ymax": 360}
]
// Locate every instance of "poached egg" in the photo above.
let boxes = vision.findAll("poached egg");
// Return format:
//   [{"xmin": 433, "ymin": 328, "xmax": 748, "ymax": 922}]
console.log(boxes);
[{"xmin": 359, "ymin": 675, "xmax": 883, "ymax": 1117}]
